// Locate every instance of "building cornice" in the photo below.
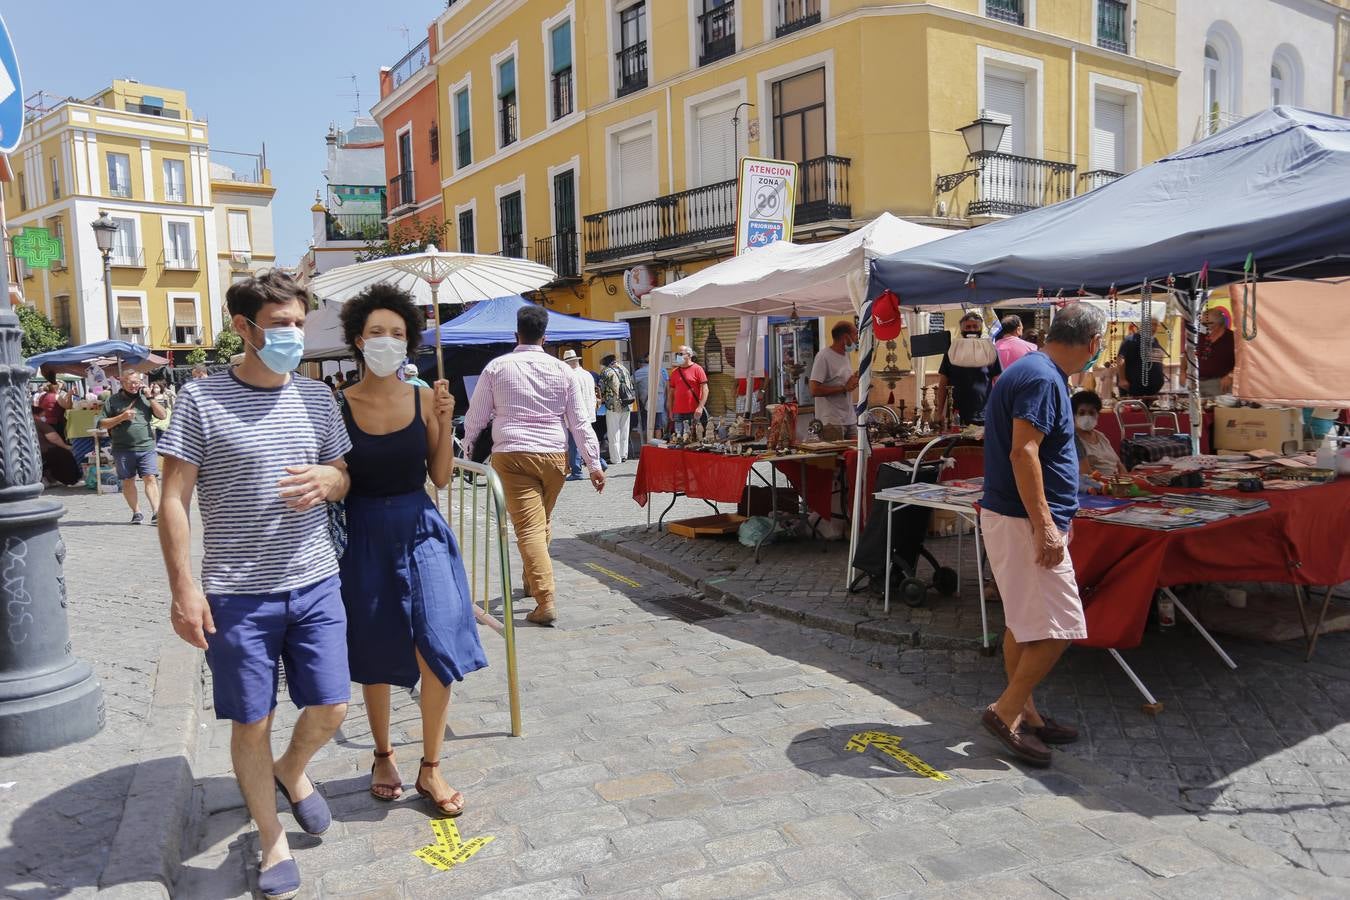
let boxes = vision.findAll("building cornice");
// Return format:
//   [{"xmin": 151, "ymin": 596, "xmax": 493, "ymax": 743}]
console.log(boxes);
[
  {"xmin": 432, "ymin": 0, "xmax": 529, "ymax": 66},
  {"xmin": 210, "ymin": 180, "xmax": 277, "ymax": 197}
]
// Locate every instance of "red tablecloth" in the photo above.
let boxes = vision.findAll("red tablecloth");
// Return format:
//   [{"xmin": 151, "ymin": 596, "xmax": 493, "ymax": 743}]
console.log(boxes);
[
  {"xmin": 844, "ymin": 442, "xmax": 986, "ymax": 524},
  {"xmin": 1070, "ymin": 479, "xmax": 1350, "ymax": 649},
  {"xmin": 1097, "ymin": 410, "xmax": 1213, "ymax": 455},
  {"xmin": 633, "ymin": 446, "xmax": 836, "ymax": 519}
]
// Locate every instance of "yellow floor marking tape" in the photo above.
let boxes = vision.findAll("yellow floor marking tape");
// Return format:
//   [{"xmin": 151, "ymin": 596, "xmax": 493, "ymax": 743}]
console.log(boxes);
[
  {"xmin": 413, "ymin": 820, "xmax": 496, "ymax": 871},
  {"xmin": 585, "ymin": 562, "xmax": 642, "ymax": 588},
  {"xmin": 846, "ymin": 730, "xmax": 951, "ymax": 781}
]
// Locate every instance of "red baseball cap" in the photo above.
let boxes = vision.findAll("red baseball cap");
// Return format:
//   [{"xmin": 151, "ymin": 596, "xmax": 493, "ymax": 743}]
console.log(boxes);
[{"xmin": 872, "ymin": 290, "xmax": 903, "ymax": 341}]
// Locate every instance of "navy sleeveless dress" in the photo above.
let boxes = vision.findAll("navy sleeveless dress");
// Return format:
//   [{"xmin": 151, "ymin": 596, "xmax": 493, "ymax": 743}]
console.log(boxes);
[{"xmin": 338, "ymin": 387, "xmax": 487, "ymax": 688}]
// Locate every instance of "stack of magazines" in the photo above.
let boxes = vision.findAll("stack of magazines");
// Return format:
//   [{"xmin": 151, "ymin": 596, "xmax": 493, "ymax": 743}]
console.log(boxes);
[{"xmin": 1158, "ymin": 493, "xmax": 1270, "ymax": 516}]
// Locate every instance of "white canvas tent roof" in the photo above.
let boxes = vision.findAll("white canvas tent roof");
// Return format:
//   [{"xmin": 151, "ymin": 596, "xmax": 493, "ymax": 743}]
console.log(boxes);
[
  {"xmin": 644, "ymin": 213, "xmax": 956, "ymax": 318},
  {"xmin": 302, "ymin": 300, "xmax": 348, "ymax": 362}
]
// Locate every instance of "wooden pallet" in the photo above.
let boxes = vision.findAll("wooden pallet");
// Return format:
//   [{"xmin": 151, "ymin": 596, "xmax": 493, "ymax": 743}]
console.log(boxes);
[{"xmin": 667, "ymin": 513, "xmax": 747, "ymax": 539}]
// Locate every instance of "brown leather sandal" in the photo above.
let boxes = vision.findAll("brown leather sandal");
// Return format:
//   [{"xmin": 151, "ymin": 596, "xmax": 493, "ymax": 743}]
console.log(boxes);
[
  {"xmin": 414, "ymin": 758, "xmax": 465, "ymax": 818},
  {"xmin": 369, "ymin": 749, "xmax": 402, "ymax": 801}
]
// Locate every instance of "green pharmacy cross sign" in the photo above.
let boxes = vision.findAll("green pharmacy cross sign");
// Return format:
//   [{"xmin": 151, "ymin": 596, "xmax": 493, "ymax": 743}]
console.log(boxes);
[{"xmin": 12, "ymin": 226, "xmax": 61, "ymax": 269}]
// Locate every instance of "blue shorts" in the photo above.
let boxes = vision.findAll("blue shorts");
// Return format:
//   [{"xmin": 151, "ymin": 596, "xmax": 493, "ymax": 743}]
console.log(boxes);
[
  {"xmin": 113, "ymin": 449, "xmax": 158, "ymax": 480},
  {"xmin": 204, "ymin": 574, "xmax": 351, "ymax": 724}
]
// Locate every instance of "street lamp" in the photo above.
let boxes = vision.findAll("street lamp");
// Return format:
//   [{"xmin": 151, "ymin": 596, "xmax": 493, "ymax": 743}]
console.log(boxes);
[
  {"xmin": 935, "ymin": 116, "xmax": 1010, "ymax": 194},
  {"xmin": 90, "ymin": 211, "xmax": 119, "ymax": 341}
]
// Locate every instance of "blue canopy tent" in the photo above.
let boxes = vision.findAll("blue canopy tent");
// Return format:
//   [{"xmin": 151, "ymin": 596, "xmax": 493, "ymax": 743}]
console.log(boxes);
[
  {"xmin": 846, "ymin": 107, "xmax": 1350, "ymax": 590},
  {"xmin": 421, "ymin": 295, "xmax": 630, "ymax": 346},
  {"xmin": 25, "ymin": 340, "xmax": 168, "ymax": 376}
]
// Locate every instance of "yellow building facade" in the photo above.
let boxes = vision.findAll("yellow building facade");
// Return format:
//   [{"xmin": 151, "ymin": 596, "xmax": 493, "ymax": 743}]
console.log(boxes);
[
  {"xmin": 5, "ymin": 81, "xmax": 225, "ymax": 352},
  {"xmin": 431, "ymin": 0, "xmax": 1178, "ymax": 369}
]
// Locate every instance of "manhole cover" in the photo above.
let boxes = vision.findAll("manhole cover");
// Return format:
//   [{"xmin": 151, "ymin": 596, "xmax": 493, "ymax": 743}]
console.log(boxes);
[{"xmin": 648, "ymin": 595, "xmax": 730, "ymax": 623}]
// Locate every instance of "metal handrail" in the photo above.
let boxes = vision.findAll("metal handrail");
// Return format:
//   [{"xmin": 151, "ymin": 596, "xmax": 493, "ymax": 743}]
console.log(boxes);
[{"xmin": 447, "ymin": 458, "xmax": 522, "ymax": 737}]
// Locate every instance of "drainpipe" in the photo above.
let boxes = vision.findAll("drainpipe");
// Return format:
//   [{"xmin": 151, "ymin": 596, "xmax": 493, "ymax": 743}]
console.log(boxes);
[
  {"xmin": 1069, "ymin": 46, "xmax": 1078, "ymax": 195},
  {"xmin": 664, "ymin": 87, "xmax": 675, "ymax": 192}
]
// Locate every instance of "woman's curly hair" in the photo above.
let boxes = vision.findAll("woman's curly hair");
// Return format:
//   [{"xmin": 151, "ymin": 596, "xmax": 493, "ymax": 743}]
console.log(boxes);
[{"xmin": 338, "ymin": 283, "xmax": 424, "ymax": 362}]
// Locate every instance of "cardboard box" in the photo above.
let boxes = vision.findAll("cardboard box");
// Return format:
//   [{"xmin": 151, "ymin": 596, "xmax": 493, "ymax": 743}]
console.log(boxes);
[{"xmin": 1214, "ymin": 407, "xmax": 1302, "ymax": 453}]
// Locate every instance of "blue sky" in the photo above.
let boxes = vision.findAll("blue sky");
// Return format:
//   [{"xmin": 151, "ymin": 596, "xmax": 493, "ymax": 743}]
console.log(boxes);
[{"xmin": 4, "ymin": 1, "xmax": 445, "ymax": 265}]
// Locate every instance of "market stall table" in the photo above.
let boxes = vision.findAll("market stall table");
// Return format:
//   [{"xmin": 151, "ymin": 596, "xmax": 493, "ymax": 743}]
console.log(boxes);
[{"xmin": 1096, "ymin": 409, "xmax": 1212, "ymax": 456}]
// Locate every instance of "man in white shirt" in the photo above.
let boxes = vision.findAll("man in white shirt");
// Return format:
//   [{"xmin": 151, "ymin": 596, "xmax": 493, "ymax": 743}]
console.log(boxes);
[
  {"xmin": 809, "ymin": 321, "xmax": 860, "ymax": 440},
  {"xmin": 562, "ymin": 348, "xmax": 602, "ymax": 480}
]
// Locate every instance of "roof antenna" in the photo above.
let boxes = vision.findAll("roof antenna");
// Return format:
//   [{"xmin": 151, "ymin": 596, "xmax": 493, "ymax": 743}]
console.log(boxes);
[{"xmin": 338, "ymin": 74, "xmax": 361, "ymax": 120}]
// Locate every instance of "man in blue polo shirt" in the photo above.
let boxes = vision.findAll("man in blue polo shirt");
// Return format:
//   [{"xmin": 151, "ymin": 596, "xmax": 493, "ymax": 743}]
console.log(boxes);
[{"xmin": 979, "ymin": 302, "xmax": 1106, "ymax": 768}]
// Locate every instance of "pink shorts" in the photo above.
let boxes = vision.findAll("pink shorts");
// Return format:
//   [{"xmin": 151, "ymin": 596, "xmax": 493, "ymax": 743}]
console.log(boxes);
[{"xmin": 980, "ymin": 509, "xmax": 1087, "ymax": 642}]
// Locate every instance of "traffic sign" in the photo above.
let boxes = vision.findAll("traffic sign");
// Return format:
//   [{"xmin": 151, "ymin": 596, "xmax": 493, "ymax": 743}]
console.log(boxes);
[
  {"xmin": 734, "ymin": 157, "xmax": 797, "ymax": 254},
  {"xmin": 0, "ymin": 13, "xmax": 23, "ymax": 154}
]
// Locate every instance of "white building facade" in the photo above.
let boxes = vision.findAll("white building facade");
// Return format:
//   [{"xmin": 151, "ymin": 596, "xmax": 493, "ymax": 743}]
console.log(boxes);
[{"xmin": 1178, "ymin": 0, "xmax": 1342, "ymax": 144}]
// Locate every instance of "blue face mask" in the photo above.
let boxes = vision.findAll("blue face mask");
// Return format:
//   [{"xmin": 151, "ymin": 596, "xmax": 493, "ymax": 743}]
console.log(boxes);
[
  {"xmin": 247, "ymin": 320, "xmax": 305, "ymax": 374},
  {"xmin": 1082, "ymin": 339, "xmax": 1104, "ymax": 373}
]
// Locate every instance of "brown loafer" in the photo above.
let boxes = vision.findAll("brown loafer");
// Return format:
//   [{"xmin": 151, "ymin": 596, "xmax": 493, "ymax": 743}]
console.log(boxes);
[
  {"xmin": 1031, "ymin": 716, "xmax": 1079, "ymax": 745},
  {"xmin": 981, "ymin": 706, "xmax": 1052, "ymax": 767},
  {"xmin": 526, "ymin": 604, "xmax": 556, "ymax": 626}
]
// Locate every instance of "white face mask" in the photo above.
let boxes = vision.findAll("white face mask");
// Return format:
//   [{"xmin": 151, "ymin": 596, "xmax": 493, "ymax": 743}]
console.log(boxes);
[
  {"xmin": 362, "ymin": 336, "xmax": 407, "ymax": 377},
  {"xmin": 673, "ymin": 354, "xmax": 686, "ymax": 365},
  {"xmin": 1076, "ymin": 413, "xmax": 1098, "ymax": 432}
]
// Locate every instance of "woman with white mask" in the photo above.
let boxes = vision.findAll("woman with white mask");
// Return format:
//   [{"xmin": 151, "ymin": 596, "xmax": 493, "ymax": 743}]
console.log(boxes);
[
  {"xmin": 1070, "ymin": 390, "xmax": 1126, "ymax": 489},
  {"xmin": 336, "ymin": 285, "xmax": 486, "ymax": 818}
]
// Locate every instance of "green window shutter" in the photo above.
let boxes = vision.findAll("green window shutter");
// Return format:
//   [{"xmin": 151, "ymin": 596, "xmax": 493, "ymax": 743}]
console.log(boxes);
[
  {"xmin": 551, "ymin": 22, "xmax": 572, "ymax": 74},
  {"xmin": 498, "ymin": 59, "xmax": 516, "ymax": 98}
]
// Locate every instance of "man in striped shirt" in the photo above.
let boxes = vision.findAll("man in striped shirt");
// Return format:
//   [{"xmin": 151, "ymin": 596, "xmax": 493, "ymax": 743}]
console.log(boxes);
[
  {"xmin": 157, "ymin": 272, "xmax": 352, "ymax": 898},
  {"xmin": 463, "ymin": 304, "xmax": 604, "ymax": 626}
]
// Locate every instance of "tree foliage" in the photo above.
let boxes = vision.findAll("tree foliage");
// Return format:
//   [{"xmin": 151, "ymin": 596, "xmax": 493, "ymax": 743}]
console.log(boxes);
[
  {"xmin": 184, "ymin": 346, "xmax": 209, "ymax": 366},
  {"xmin": 214, "ymin": 328, "xmax": 243, "ymax": 359},
  {"xmin": 357, "ymin": 217, "xmax": 451, "ymax": 263},
  {"xmin": 16, "ymin": 304, "xmax": 67, "ymax": 358}
]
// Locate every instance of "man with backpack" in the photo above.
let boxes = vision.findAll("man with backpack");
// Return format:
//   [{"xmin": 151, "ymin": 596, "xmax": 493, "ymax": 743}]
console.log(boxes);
[{"xmin": 600, "ymin": 353, "xmax": 637, "ymax": 464}]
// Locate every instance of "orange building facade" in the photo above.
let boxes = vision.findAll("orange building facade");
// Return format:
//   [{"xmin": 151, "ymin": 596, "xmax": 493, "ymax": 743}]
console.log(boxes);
[{"xmin": 372, "ymin": 26, "xmax": 446, "ymax": 246}]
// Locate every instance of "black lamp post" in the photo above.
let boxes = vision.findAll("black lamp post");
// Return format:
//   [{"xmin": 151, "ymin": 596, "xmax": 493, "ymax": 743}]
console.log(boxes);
[
  {"xmin": 935, "ymin": 116, "xmax": 1010, "ymax": 194},
  {"xmin": 90, "ymin": 211, "xmax": 119, "ymax": 341},
  {"xmin": 0, "ymin": 238, "xmax": 104, "ymax": 755}
]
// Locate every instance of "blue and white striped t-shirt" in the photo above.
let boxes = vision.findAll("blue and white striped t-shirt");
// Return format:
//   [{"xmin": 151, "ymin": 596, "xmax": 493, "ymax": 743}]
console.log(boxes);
[{"xmin": 158, "ymin": 370, "xmax": 352, "ymax": 595}]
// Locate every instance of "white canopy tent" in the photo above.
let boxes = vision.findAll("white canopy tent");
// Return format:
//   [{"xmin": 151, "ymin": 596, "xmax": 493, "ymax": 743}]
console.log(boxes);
[{"xmin": 301, "ymin": 299, "xmax": 349, "ymax": 362}]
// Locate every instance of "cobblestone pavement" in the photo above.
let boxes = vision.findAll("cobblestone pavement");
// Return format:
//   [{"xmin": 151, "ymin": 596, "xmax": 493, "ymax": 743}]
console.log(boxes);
[
  {"xmin": 0, "ymin": 487, "xmax": 187, "ymax": 897},
  {"xmin": 175, "ymin": 459, "xmax": 1347, "ymax": 897},
  {"xmin": 585, "ymin": 461, "xmax": 1350, "ymax": 881}
]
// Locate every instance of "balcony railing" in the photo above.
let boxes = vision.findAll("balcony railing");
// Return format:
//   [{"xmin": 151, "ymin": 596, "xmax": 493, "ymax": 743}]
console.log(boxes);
[
  {"xmin": 1097, "ymin": 0, "xmax": 1128, "ymax": 53},
  {"xmin": 1079, "ymin": 169, "xmax": 1122, "ymax": 193},
  {"xmin": 108, "ymin": 181, "xmax": 132, "ymax": 199},
  {"xmin": 456, "ymin": 129, "xmax": 471, "ymax": 168},
  {"xmin": 163, "ymin": 251, "xmax": 199, "ymax": 271},
  {"xmin": 968, "ymin": 152, "xmax": 1076, "ymax": 217},
  {"xmin": 584, "ymin": 155, "xmax": 851, "ymax": 264},
  {"xmin": 985, "ymin": 0, "xmax": 1024, "ymax": 26},
  {"xmin": 500, "ymin": 100, "xmax": 518, "ymax": 146},
  {"xmin": 389, "ymin": 38, "xmax": 431, "ymax": 88},
  {"xmin": 552, "ymin": 68, "xmax": 574, "ymax": 120},
  {"xmin": 173, "ymin": 327, "xmax": 202, "ymax": 345},
  {"xmin": 500, "ymin": 233, "xmax": 526, "ymax": 259},
  {"xmin": 325, "ymin": 213, "xmax": 387, "ymax": 242},
  {"xmin": 1194, "ymin": 110, "xmax": 1243, "ymax": 143},
  {"xmin": 110, "ymin": 248, "xmax": 145, "ymax": 267},
  {"xmin": 775, "ymin": 0, "xmax": 820, "ymax": 37},
  {"xmin": 534, "ymin": 232, "xmax": 580, "ymax": 279},
  {"xmin": 699, "ymin": 4, "xmax": 736, "ymax": 66},
  {"xmin": 616, "ymin": 42, "xmax": 648, "ymax": 97},
  {"xmin": 389, "ymin": 171, "xmax": 414, "ymax": 210}
]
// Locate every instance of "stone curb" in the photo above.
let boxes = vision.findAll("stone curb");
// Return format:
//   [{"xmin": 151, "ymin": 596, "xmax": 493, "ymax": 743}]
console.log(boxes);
[{"xmin": 97, "ymin": 631, "xmax": 204, "ymax": 897}]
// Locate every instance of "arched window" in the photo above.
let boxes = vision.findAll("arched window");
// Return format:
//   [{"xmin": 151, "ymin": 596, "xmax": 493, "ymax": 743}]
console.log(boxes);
[
  {"xmin": 1270, "ymin": 46, "xmax": 1302, "ymax": 108},
  {"xmin": 1203, "ymin": 44, "xmax": 1221, "ymax": 118},
  {"xmin": 1271, "ymin": 64, "xmax": 1285, "ymax": 106}
]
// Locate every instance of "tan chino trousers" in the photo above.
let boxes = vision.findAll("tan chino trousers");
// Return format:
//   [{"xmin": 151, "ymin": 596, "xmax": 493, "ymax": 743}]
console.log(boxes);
[{"xmin": 491, "ymin": 451, "xmax": 567, "ymax": 608}]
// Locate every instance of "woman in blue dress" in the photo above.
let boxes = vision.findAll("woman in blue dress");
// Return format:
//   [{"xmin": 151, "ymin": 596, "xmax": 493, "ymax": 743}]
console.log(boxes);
[{"xmin": 337, "ymin": 284, "xmax": 487, "ymax": 817}]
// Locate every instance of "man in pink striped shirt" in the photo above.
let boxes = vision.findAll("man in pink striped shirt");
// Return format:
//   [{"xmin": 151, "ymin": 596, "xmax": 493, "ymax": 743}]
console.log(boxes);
[{"xmin": 463, "ymin": 305, "xmax": 604, "ymax": 625}]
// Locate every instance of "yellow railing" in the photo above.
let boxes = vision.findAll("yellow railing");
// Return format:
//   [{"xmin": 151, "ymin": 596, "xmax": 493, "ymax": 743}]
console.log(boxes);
[{"xmin": 445, "ymin": 459, "xmax": 522, "ymax": 737}]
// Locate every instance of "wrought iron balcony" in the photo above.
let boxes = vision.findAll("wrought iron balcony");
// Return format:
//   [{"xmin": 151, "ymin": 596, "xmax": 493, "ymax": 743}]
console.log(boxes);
[
  {"xmin": 1079, "ymin": 169, "xmax": 1122, "ymax": 193},
  {"xmin": 389, "ymin": 38, "xmax": 431, "ymax": 88},
  {"xmin": 456, "ymin": 129, "xmax": 471, "ymax": 168},
  {"xmin": 110, "ymin": 247, "xmax": 144, "ymax": 267},
  {"xmin": 967, "ymin": 152, "xmax": 1076, "ymax": 217},
  {"xmin": 389, "ymin": 171, "xmax": 414, "ymax": 210},
  {"xmin": 775, "ymin": 0, "xmax": 820, "ymax": 37},
  {"xmin": 1097, "ymin": 0, "xmax": 1128, "ymax": 53},
  {"xmin": 699, "ymin": 4, "xmax": 736, "ymax": 66},
  {"xmin": 552, "ymin": 68, "xmax": 574, "ymax": 120},
  {"xmin": 325, "ymin": 213, "xmax": 387, "ymax": 242},
  {"xmin": 500, "ymin": 233, "xmax": 526, "ymax": 259},
  {"xmin": 163, "ymin": 251, "xmax": 199, "ymax": 271},
  {"xmin": 583, "ymin": 155, "xmax": 851, "ymax": 265},
  {"xmin": 108, "ymin": 180, "xmax": 132, "ymax": 199},
  {"xmin": 534, "ymin": 232, "xmax": 580, "ymax": 280},
  {"xmin": 616, "ymin": 41, "xmax": 648, "ymax": 97},
  {"xmin": 500, "ymin": 99, "xmax": 518, "ymax": 147},
  {"xmin": 985, "ymin": 0, "xmax": 1024, "ymax": 26}
]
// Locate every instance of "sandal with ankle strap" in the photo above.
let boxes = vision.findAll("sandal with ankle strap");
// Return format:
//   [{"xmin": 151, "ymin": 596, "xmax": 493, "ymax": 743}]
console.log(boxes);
[
  {"xmin": 369, "ymin": 749, "xmax": 402, "ymax": 802},
  {"xmin": 414, "ymin": 758, "xmax": 465, "ymax": 818}
]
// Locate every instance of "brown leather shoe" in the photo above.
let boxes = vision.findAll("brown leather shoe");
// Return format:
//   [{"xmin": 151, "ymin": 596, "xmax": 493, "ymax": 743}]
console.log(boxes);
[
  {"xmin": 526, "ymin": 604, "xmax": 556, "ymax": 626},
  {"xmin": 981, "ymin": 705, "xmax": 1052, "ymax": 767},
  {"xmin": 1030, "ymin": 716, "xmax": 1079, "ymax": 745}
]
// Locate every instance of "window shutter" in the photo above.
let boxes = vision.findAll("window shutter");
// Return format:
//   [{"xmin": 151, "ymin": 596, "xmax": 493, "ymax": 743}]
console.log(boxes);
[
  {"xmin": 551, "ymin": 22, "xmax": 572, "ymax": 74},
  {"xmin": 498, "ymin": 59, "xmax": 516, "ymax": 98},
  {"xmin": 696, "ymin": 107, "xmax": 736, "ymax": 186},
  {"xmin": 174, "ymin": 298, "xmax": 198, "ymax": 326},
  {"xmin": 983, "ymin": 73, "xmax": 1026, "ymax": 155},
  {"xmin": 617, "ymin": 133, "xmax": 655, "ymax": 205},
  {"xmin": 1091, "ymin": 94, "xmax": 1127, "ymax": 172},
  {"xmin": 118, "ymin": 298, "xmax": 144, "ymax": 327},
  {"xmin": 228, "ymin": 211, "xmax": 251, "ymax": 252}
]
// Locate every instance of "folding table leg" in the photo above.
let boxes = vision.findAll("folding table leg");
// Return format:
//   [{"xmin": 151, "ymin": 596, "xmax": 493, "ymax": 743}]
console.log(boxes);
[
  {"xmin": 1107, "ymin": 649, "xmax": 1164, "ymax": 714},
  {"xmin": 884, "ymin": 502, "xmax": 893, "ymax": 615},
  {"xmin": 1295, "ymin": 585, "xmax": 1334, "ymax": 662},
  {"xmin": 1163, "ymin": 588, "xmax": 1236, "ymax": 670},
  {"xmin": 971, "ymin": 512, "xmax": 992, "ymax": 655}
]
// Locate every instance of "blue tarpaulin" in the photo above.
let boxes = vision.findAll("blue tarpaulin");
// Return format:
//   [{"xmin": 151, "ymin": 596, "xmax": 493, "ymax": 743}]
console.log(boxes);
[
  {"xmin": 869, "ymin": 107, "xmax": 1350, "ymax": 306},
  {"xmin": 25, "ymin": 340, "xmax": 158, "ymax": 369},
  {"xmin": 421, "ymin": 295, "xmax": 630, "ymax": 346}
]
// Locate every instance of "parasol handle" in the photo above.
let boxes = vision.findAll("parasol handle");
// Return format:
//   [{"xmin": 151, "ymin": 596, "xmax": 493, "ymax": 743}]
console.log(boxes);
[{"xmin": 429, "ymin": 281, "xmax": 444, "ymax": 382}]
